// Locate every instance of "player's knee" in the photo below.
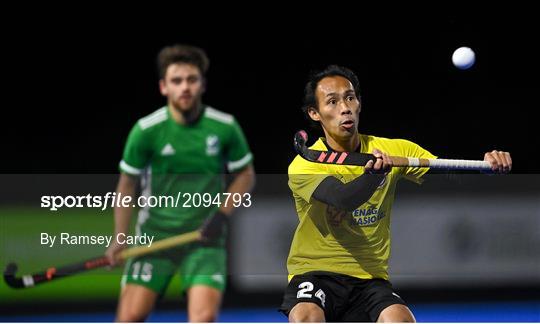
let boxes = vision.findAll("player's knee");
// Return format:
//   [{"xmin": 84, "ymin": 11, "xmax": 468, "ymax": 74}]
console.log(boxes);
[
  {"xmin": 377, "ymin": 304, "xmax": 416, "ymax": 323},
  {"xmin": 289, "ymin": 302, "xmax": 325, "ymax": 322},
  {"xmin": 115, "ymin": 286, "xmax": 156, "ymax": 322},
  {"xmin": 116, "ymin": 307, "xmax": 150, "ymax": 322},
  {"xmin": 189, "ymin": 309, "xmax": 218, "ymax": 322}
]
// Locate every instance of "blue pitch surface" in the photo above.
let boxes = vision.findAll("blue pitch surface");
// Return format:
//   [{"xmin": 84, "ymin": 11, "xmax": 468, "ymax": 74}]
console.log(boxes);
[{"xmin": 1, "ymin": 302, "xmax": 539, "ymax": 322}]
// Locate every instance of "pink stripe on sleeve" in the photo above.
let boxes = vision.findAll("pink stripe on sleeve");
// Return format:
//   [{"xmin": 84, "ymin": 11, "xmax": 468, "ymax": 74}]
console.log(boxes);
[
  {"xmin": 336, "ymin": 152, "xmax": 348, "ymax": 164},
  {"xmin": 327, "ymin": 152, "xmax": 338, "ymax": 163}
]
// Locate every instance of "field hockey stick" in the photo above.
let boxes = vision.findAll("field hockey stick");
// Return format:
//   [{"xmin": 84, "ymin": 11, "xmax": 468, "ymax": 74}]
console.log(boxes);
[
  {"xmin": 294, "ymin": 130, "xmax": 492, "ymax": 171},
  {"xmin": 3, "ymin": 230, "xmax": 201, "ymax": 289}
]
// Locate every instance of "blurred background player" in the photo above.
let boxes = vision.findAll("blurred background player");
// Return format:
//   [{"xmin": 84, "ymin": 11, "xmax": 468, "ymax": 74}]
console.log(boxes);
[
  {"xmin": 105, "ymin": 44, "xmax": 255, "ymax": 322},
  {"xmin": 280, "ymin": 65, "xmax": 511, "ymax": 322}
]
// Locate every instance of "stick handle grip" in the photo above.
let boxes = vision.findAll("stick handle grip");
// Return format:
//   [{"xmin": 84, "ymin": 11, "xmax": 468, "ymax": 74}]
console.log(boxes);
[{"xmin": 391, "ymin": 156, "xmax": 491, "ymax": 170}]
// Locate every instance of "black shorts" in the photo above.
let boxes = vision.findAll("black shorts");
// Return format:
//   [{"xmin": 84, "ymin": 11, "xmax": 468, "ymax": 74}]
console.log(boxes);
[{"xmin": 279, "ymin": 271, "xmax": 407, "ymax": 322}]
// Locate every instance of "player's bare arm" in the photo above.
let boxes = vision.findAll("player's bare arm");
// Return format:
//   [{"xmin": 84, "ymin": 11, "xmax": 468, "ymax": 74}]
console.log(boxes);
[
  {"xmin": 200, "ymin": 164, "xmax": 255, "ymax": 240},
  {"xmin": 105, "ymin": 173, "xmax": 138, "ymax": 266},
  {"xmin": 221, "ymin": 164, "xmax": 256, "ymax": 215}
]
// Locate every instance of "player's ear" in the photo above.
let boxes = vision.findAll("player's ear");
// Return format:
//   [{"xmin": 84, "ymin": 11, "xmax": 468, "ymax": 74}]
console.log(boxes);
[
  {"xmin": 159, "ymin": 79, "xmax": 168, "ymax": 96},
  {"xmin": 307, "ymin": 107, "xmax": 320, "ymax": 121}
]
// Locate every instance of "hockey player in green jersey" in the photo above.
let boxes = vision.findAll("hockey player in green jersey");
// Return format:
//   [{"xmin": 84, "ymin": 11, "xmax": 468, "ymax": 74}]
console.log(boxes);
[{"xmin": 105, "ymin": 44, "xmax": 255, "ymax": 322}]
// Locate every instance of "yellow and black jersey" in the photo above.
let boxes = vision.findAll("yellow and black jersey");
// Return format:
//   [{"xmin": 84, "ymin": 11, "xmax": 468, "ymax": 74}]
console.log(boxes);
[{"xmin": 287, "ymin": 134, "xmax": 436, "ymax": 280}]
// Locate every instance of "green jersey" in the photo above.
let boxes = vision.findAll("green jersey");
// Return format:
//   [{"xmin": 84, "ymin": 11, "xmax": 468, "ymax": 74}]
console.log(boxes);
[{"xmin": 119, "ymin": 105, "xmax": 253, "ymax": 231}]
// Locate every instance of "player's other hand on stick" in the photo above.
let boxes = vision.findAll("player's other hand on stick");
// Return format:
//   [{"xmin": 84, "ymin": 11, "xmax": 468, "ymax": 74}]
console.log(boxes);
[
  {"xmin": 200, "ymin": 211, "xmax": 229, "ymax": 241},
  {"xmin": 484, "ymin": 150, "xmax": 512, "ymax": 173},
  {"xmin": 365, "ymin": 149, "xmax": 393, "ymax": 174},
  {"xmin": 105, "ymin": 240, "xmax": 126, "ymax": 267}
]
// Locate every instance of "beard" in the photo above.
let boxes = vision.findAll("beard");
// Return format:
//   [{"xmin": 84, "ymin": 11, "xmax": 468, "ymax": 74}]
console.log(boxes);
[{"xmin": 171, "ymin": 97, "xmax": 203, "ymax": 124}]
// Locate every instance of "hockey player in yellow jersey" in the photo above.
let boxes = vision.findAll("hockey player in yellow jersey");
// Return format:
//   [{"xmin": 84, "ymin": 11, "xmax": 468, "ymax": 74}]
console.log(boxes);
[{"xmin": 280, "ymin": 65, "xmax": 512, "ymax": 322}]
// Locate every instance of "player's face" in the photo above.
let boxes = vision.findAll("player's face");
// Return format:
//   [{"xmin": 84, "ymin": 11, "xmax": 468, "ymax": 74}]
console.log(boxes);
[
  {"xmin": 159, "ymin": 63, "xmax": 205, "ymax": 113},
  {"xmin": 309, "ymin": 75, "xmax": 360, "ymax": 140}
]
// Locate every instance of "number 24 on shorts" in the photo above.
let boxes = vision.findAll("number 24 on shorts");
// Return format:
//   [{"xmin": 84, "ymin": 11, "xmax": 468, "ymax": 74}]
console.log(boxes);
[{"xmin": 297, "ymin": 281, "xmax": 326, "ymax": 307}]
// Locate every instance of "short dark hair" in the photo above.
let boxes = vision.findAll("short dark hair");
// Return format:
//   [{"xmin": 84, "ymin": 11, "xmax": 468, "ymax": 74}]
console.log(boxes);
[
  {"xmin": 301, "ymin": 65, "xmax": 361, "ymax": 116},
  {"xmin": 157, "ymin": 44, "xmax": 210, "ymax": 79}
]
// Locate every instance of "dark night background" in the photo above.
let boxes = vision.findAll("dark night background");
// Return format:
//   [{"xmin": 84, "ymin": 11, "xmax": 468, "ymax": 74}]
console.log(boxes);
[{"xmin": 1, "ymin": 8, "xmax": 538, "ymax": 174}]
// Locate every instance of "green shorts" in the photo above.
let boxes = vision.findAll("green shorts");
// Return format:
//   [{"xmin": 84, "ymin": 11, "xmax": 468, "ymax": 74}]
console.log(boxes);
[{"xmin": 121, "ymin": 225, "xmax": 226, "ymax": 295}]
